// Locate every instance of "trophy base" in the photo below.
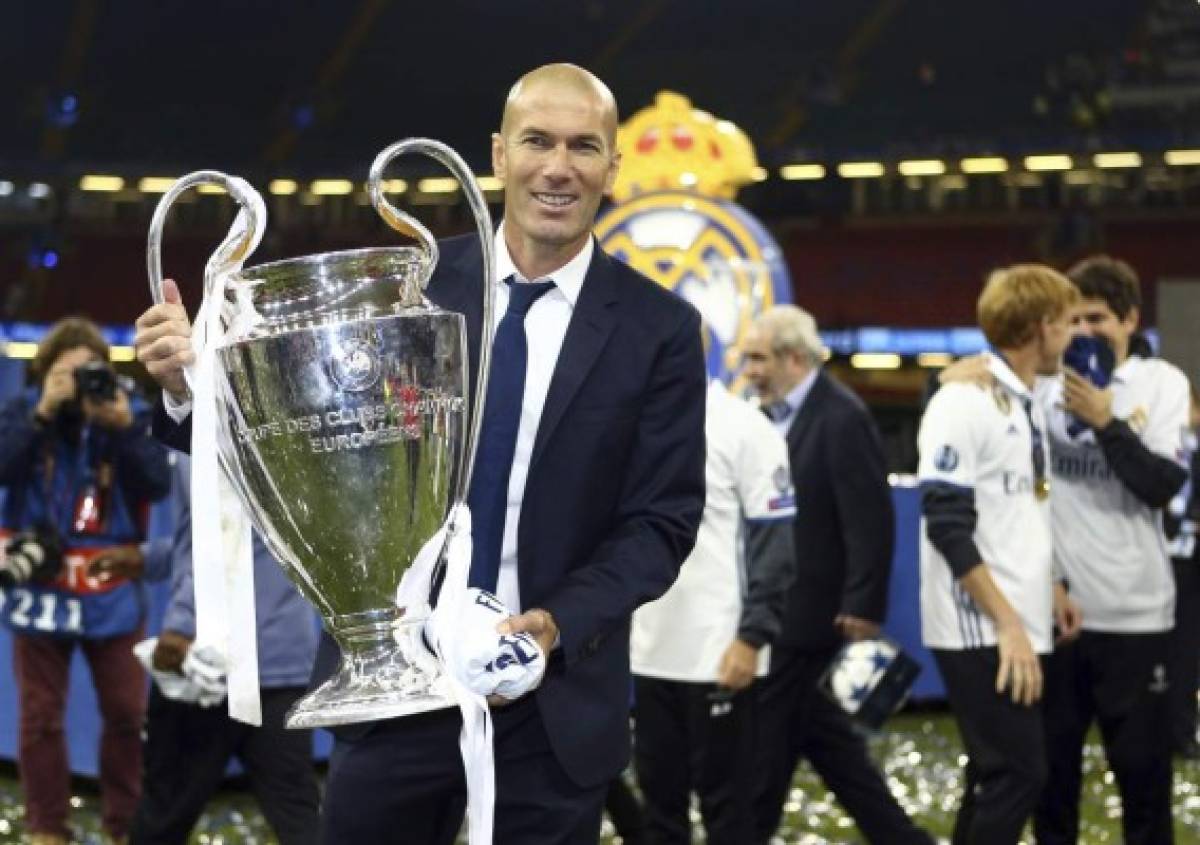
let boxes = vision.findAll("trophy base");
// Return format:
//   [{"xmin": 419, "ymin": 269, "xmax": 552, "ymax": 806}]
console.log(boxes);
[{"xmin": 285, "ymin": 610, "xmax": 456, "ymax": 729}]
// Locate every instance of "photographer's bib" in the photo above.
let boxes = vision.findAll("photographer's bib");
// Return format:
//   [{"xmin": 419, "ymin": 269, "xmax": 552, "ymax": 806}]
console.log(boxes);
[{"xmin": 0, "ymin": 531, "xmax": 142, "ymax": 638}]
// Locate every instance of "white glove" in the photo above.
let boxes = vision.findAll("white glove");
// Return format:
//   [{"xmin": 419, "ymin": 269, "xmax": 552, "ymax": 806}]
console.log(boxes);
[
  {"xmin": 134, "ymin": 637, "xmax": 202, "ymax": 703},
  {"xmin": 181, "ymin": 644, "xmax": 229, "ymax": 708}
]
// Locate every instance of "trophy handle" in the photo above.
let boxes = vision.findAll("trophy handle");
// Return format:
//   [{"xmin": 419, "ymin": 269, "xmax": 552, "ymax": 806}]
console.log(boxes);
[
  {"xmin": 367, "ymin": 139, "xmax": 496, "ymax": 501},
  {"xmin": 147, "ymin": 171, "xmax": 267, "ymax": 306},
  {"xmin": 145, "ymin": 171, "xmax": 267, "ymax": 394}
]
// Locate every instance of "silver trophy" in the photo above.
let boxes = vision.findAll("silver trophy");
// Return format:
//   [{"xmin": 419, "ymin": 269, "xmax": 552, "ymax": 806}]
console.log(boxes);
[{"xmin": 146, "ymin": 139, "xmax": 496, "ymax": 729}]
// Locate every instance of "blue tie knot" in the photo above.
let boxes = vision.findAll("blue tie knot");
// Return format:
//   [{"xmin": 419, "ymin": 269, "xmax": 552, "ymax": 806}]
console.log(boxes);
[
  {"xmin": 505, "ymin": 279, "xmax": 556, "ymax": 317},
  {"xmin": 764, "ymin": 400, "xmax": 791, "ymax": 422}
]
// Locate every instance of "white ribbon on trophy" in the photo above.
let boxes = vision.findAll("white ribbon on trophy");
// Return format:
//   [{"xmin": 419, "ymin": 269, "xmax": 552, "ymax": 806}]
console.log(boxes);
[
  {"xmin": 397, "ymin": 506, "xmax": 549, "ymax": 845},
  {"xmin": 397, "ymin": 506, "xmax": 495, "ymax": 845},
  {"xmin": 149, "ymin": 173, "xmax": 267, "ymax": 726}
]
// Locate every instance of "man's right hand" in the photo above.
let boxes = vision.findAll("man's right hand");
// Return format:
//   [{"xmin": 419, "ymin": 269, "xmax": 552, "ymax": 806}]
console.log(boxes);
[
  {"xmin": 716, "ymin": 639, "xmax": 760, "ymax": 691},
  {"xmin": 152, "ymin": 629, "xmax": 192, "ymax": 674},
  {"xmin": 937, "ymin": 353, "xmax": 993, "ymax": 389},
  {"xmin": 134, "ymin": 278, "xmax": 193, "ymax": 401},
  {"xmin": 995, "ymin": 619, "xmax": 1042, "ymax": 706}
]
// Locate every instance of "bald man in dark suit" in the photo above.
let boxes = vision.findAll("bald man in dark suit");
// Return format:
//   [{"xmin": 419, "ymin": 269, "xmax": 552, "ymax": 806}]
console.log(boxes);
[{"xmin": 134, "ymin": 63, "xmax": 707, "ymax": 845}]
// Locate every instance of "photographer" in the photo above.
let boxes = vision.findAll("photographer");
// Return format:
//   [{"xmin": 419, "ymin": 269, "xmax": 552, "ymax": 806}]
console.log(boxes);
[{"xmin": 0, "ymin": 317, "xmax": 171, "ymax": 845}]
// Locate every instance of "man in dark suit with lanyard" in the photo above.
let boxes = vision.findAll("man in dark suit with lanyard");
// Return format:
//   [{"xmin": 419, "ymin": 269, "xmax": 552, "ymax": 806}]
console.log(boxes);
[
  {"xmin": 741, "ymin": 305, "xmax": 932, "ymax": 845},
  {"xmin": 133, "ymin": 63, "xmax": 707, "ymax": 844}
]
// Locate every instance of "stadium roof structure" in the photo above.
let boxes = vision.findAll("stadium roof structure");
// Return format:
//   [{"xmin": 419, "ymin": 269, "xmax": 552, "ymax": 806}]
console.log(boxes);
[{"xmin": 0, "ymin": 0, "xmax": 1165, "ymax": 178}]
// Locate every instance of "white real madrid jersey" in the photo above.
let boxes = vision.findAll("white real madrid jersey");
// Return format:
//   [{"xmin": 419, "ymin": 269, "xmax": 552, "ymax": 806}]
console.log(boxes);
[
  {"xmin": 1039, "ymin": 355, "xmax": 1190, "ymax": 632},
  {"xmin": 631, "ymin": 381, "xmax": 796, "ymax": 682},
  {"xmin": 918, "ymin": 355, "xmax": 1055, "ymax": 653}
]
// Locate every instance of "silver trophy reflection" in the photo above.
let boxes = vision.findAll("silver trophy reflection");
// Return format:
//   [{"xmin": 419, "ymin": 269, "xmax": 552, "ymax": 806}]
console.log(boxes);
[{"xmin": 147, "ymin": 140, "xmax": 496, "ymax": 728}]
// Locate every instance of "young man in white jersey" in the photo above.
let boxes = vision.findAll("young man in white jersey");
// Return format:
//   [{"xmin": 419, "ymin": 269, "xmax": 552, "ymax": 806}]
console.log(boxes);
[
  {"xmin": 1032, "ymin": 256, "xmax": 1191, "ymax": 845},
  {"xmin": 919, "ymin": 265, "xmax": 1082, "ymax": 845},
  {"xmin": 631, "ymin": 379, "xmax": 796, "ymax": 844}
]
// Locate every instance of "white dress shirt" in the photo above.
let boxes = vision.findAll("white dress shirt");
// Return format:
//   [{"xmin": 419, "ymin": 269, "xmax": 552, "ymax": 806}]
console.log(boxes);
[
  {"xmin": 491, "ymin": 224, "xmax": 592, "ymax": 612},
  {"xmin": 768, "ymin": 367, "xmax": 818, "ymax": 438},
  {"xmin": 164, "ymin": 223, "xmax": 593, "ymax": 614}
]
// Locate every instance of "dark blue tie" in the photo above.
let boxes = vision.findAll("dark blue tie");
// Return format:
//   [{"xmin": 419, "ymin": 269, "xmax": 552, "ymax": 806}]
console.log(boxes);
[
  {"xmin": 763, "ymin": 400, "xmax": 792, "ymax": 423},
  {"xmin": 467, "ymin": 277, "xmax": 556, "ymax": 591}
]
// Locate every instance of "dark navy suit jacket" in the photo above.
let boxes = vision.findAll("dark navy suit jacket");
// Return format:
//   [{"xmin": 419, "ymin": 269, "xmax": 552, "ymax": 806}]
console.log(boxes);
[
  {"xmin": 774, "ymin": 370, "xmax": 894, "ymax": 652},
  {"xmin": 155, "ymin": 233, "xmax": 707, "ymax": 788}
]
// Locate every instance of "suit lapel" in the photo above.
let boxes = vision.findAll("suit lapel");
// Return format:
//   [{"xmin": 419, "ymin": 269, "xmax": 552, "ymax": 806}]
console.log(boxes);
[
  {"xmin": 433, "ymin": 244, "xmax": 486, "ymax": 406},
  {"xmin": 786, "ymin": 370, "xmax": 827, "ymax": 453},
  {"xmin": 528, "ymin": 246, "xmax": 618, "ymax": 472}
]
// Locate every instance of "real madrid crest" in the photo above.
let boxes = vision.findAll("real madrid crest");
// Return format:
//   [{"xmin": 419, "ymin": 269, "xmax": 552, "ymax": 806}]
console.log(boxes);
[
  {"xmin": 328, "ymin": 332, "xmax": 381, "ymax": 393},
  {"xmin": 1126, "ymin": 406, "xmax": 1149, "ymax": 435},
  {"xmin": 594, "ymin": 91, "xmax": 793, "ymax": 387}
]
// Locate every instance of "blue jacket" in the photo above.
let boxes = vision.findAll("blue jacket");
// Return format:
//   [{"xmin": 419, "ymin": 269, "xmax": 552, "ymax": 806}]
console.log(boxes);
[
  {"xmin": 0, "ymin": 386, "xmax": 171, "ymax": 638},
  {"xmin": 160, "ymin": 457, "xmax": 318, "ymax": 688}
]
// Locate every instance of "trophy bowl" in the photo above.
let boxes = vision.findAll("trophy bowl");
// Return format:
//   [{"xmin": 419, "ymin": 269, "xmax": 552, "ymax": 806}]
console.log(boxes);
[
  {"xmin": 148, "ymin": 139, "xmax": 497, "ymax": 729},
  {"xmin": 219, "ymin": 247, "xmax": 466, "ymax": 728}
]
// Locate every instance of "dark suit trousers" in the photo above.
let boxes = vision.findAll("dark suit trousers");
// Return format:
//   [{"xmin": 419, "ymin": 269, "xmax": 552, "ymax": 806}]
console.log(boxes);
[
  {"xmin": 130, "ymin": 686, "xmax": 319, "ymax": 845},
  {"xmin": 320, "ymin": 697, "xmax": 606, "ymax": 845},
  {"xmin": 632, "ymin": 675, "xmax": 756, "ymax": 845},
  {"xmin": 752, "ymin": 647, "xmax": 932, "ymax": 845}
]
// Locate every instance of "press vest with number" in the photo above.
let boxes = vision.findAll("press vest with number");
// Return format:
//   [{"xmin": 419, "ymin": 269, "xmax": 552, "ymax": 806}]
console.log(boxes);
[{"xmin": 1, "ymin": 387, "xmax": 152, "ymax": 638}]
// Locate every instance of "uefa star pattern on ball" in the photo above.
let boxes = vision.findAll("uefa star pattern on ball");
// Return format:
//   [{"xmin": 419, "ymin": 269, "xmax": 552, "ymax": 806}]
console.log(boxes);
[{"xmin": 830, "ymin": 639, "xmax": 897, "ymax": 714}]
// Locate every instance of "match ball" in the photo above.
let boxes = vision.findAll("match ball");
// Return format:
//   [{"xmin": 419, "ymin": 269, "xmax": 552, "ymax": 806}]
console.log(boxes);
[{"xmin": 829, "ymin": 638, "xmax": 897, "ymax": 714}]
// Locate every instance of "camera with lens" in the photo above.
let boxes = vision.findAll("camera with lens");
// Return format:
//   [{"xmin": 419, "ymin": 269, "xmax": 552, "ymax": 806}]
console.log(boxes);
[
  {"xmin": 74, "ymin": 360, "xmax": 118, "ymax": 403},
  {"xmin": 0, "ymin": 528, "xmax": 64, "ymax": 589}
]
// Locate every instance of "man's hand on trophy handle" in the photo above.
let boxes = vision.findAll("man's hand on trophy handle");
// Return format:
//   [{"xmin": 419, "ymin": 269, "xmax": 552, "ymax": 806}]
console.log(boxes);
[
  {"xmin": 135, "ymin": 278, "xmax": 194, "ymax": 401},
  {"xmin": 497, "ymin": 608, "xmax": 558, "ymax": 657}
]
